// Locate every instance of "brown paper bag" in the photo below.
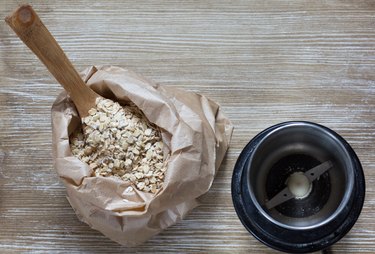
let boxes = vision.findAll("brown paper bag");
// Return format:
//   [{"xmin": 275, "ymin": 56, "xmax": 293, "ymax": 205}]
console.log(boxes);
[{"xmin": 51, "ymin": 66, "xmax": 233, "ymax": 246}]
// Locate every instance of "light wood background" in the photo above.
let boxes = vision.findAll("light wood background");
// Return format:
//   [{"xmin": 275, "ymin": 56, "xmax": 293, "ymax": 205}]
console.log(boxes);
[{"xmin": 0, "ymin": 1, "xmax": 374, "ymax": 253}]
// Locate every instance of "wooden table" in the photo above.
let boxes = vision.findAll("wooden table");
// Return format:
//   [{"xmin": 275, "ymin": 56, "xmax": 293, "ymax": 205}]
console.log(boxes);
[{"xmin": 1, "ymin": 1, "xmax": 374, "ymax": 253}]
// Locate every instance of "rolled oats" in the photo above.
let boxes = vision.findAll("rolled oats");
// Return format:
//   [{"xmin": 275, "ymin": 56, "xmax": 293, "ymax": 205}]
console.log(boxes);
[{"xmin": 70, "ymin": 98, "xmax": 167, "ymax": 194}]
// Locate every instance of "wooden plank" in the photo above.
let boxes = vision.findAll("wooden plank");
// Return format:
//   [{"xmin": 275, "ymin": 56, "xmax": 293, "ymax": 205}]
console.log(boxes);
[{"xmin": 0, "ymin": 0, "xmax": 374, "ymax": 253}]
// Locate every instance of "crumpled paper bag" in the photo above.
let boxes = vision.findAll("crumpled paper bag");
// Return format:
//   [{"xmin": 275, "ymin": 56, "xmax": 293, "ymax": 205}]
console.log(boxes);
[{"xmin": 51, "ymin": 65, "xmax": 233, "ymax": 246}]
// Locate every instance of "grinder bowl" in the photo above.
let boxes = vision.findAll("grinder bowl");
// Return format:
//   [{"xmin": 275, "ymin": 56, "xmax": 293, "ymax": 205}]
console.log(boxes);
[{"xmin": 231, "ymin": 121, "xmax": 365, "ymax": 253}]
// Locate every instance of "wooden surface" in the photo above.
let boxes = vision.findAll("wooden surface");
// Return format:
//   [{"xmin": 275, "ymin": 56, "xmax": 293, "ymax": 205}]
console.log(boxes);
[
  {"xmin": 5, "ymin": 4, "xmax": 101, "ymax": 118},
  {"xmin": 0, "ymin": 0, "xmax": 374, "ymax": 253}
]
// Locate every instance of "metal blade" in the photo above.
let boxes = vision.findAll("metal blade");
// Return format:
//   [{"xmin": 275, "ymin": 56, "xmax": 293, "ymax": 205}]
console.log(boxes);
[
  {"xmin": 265, "ymin": 160, "xmax": 333, "ymax": 210},
  {"xmin": 304, "ymin": 160, "xmax": 333, "ymax": 182},
  {"xmin": 265, "ymin": 187, "xmax": 294, "ymax": 210}
]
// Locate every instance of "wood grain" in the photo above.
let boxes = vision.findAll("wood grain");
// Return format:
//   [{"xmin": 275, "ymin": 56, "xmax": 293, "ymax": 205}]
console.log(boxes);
[
  {"xmin": 5, "ymin": 4, "xmax": 100, "ymax": 118},
  {"xmin": 0, "ymin": 0, "xmax": 374, "ymax": 253}
]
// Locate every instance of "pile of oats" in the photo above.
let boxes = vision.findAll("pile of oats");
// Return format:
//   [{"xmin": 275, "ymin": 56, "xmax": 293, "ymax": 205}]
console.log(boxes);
[{"xmin": 70, "ymin": 98, "xmax": 167, "ymax": 194}]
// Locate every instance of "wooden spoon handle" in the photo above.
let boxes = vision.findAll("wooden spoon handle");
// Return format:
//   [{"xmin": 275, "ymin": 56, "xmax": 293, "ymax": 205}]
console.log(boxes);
[{"xmin": 5, "ymin": 4, "xmax": 99, "ymax": 117}]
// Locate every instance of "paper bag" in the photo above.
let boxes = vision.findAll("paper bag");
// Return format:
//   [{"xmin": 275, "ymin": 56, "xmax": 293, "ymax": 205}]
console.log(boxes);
[{"xmin": 51, "ymin": 66, "xmax": 233, "ymax": 246}]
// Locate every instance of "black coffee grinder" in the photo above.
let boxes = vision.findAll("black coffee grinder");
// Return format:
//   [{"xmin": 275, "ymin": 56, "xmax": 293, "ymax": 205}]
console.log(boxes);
[{"xmin": 232, "ymin": 121, "xmax": 365, "ymax": 253}]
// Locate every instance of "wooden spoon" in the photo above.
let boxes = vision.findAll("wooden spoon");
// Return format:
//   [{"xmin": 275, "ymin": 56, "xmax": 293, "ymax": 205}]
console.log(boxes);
[{"xmin": 5, "ymin": 4, "xmax": 101, "ymax": 118}]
